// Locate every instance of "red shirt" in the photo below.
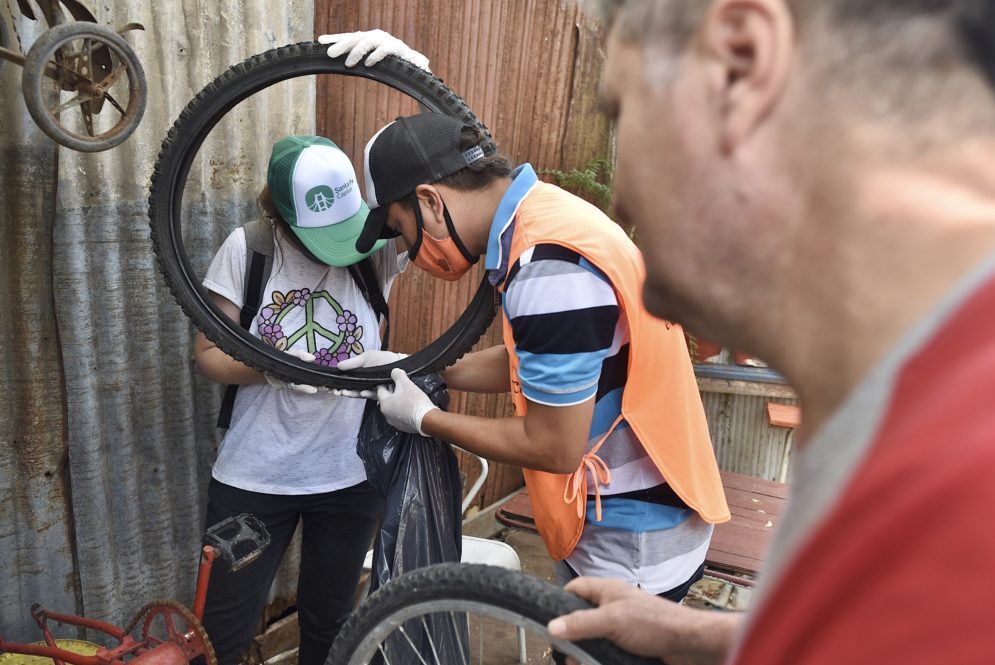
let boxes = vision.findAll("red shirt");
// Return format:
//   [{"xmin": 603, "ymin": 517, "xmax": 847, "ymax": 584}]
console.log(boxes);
[{"xmin": 733, "ymin": 270, "xmax": 995, "ymax": 664}]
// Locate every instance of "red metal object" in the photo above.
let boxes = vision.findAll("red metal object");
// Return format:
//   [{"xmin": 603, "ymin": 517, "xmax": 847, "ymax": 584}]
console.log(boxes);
[
  {"xmin": 192, "ymin": 545, "xmax": 216, "ymax": 622},
  {"xmin": 0, "ymin": 514, "xmax": 266, "ymax": 665},
  {"xmin": 0, "ymin": 597, "xmax": 216, "ymax": 665}
]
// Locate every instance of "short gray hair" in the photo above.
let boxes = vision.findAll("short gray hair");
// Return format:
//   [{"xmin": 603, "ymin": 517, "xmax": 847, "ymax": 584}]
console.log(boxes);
[
  {"xmin": 600, "ymin": 0, "xmax": 706, "ymax": 55},
  {"xmin": 602, "ymin": 0, "xmax": 995, "ymax": 135}
]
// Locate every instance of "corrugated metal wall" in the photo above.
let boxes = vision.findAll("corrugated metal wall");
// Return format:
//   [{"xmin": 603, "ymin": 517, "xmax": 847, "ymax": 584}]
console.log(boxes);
[
  {"xmin": 315, "ymin": 0, "xmax": 613, "ymax": 509},
  {"xmin": 1, "ymin": 1, "xmax": 314, "ymax": 641},
  {"xmin": 698, "ymin": 378, "xmax": 798, "ymax": 482},
  {"xmin": 0, "ymin": 10, "xmax": 77, "ymax": 642}
]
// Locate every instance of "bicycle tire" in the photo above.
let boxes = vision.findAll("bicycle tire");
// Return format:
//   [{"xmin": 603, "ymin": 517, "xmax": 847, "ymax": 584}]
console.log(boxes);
[
  {"xmin": 22, "ymin": 22, "xmax": 146, "ymax": 152},
  {"xmin": 148, "ymin": 42, "xmax": 498, "ymax": 390},
  {"xmin": 327, "ymin": 563, "xmax": 662, "ymax": 665}
]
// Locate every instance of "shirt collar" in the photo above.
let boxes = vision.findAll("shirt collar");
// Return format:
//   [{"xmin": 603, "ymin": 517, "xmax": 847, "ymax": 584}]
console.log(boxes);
[{"xmin": 485, "ymin": 164, "xmax": 539, "ymax": 285}]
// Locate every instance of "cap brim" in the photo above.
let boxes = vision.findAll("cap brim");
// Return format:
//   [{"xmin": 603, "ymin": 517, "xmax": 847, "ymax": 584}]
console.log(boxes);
[
  {"xmin": 356, "ymin": 205, "xmax": 389, "ymax": 254},
  {"xmin": 291, "ymin": 202, "xmax": 386, "ymax": 267}
]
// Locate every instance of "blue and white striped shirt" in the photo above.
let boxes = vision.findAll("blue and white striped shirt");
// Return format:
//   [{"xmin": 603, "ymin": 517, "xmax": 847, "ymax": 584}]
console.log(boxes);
[{"xmin": 488, "ymin": 165, "xmax": 713, "ymax": 593}]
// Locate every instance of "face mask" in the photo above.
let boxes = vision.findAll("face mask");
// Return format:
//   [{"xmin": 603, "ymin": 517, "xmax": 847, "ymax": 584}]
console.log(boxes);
[{"xmin": 409, "ymin": 193, "xmax": 478, "ymax": 281}]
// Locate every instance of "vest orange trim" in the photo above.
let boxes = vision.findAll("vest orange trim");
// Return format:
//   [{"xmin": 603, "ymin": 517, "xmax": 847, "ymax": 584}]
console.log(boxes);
[{"xmin": 499, "ymin": 183, "xmax": 730, "ymax": 561}]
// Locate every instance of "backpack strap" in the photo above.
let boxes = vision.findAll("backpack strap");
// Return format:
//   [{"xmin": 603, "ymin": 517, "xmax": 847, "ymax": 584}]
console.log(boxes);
[
  {"xmin": 347, "ymin": 257, "xmax": 390, "ymax": 350},
  {"xmin": 217, "ymin": 218, "xmax": 275, "ymax": 429}
]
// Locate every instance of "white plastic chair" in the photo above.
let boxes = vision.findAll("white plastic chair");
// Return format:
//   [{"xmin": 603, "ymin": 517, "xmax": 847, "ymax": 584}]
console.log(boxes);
[{"xmin": 361, "ymin": 451, "xmax": 526, "ymax": 663}]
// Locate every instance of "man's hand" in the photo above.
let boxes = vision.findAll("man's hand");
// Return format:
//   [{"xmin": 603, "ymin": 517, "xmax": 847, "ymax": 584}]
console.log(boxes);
[
  {"xmin": 375, "ymin": 368, "xmax": 440, "ymax": 435},
  {"xmin": 331, "ymin": 350, "xmax": 408, "ymax": 398},
  {"xmin": 318, "ymin": 30, "xmax": 430, "ymax": 71},
  {"xmin": 547, "ymin": 577, "xmax": 740, "ymax": 665},
  {"xmin": 264, "ymin": 350, "xmax": 320, "ymax": 395}
]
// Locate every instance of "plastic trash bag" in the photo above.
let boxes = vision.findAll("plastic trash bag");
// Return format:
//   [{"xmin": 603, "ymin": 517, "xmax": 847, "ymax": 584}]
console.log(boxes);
[{"xmin": 357, "ymin": 372, "xmax": 467, "ymax": 663}]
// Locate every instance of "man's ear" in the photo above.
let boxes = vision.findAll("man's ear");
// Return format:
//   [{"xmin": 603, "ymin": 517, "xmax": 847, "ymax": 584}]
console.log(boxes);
[
  {"xmin": 701, "ymin": 0, "xmax": 794, "ymax": 152},
  {"xmin": 415, "ymin": 184, "xmax": 445, "ymax": 218},
  {"xmin": 413, "ymin": 183, "xmax": 449, "ymax": 236}
]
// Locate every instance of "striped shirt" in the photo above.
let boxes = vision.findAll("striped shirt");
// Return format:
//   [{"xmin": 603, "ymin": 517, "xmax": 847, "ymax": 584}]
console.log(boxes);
[{"xmin": 495, "ymin": 172, "xmax": 713, "ymax": 592}]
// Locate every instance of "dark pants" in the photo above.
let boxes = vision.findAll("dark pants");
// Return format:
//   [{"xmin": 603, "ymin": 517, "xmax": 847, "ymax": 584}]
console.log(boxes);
[
  {"xmin": 552, "ymin": 562, "xmax": 705, "ymax": 665},
  {"xmin": 200, "ymin": 479, "xmax": 383, "ymax": 665}
]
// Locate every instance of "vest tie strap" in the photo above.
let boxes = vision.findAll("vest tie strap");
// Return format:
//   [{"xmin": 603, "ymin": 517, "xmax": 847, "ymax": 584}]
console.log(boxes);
[{"xmin": 563, "ymin": 452, "xmax": 612, "ymax": 520}]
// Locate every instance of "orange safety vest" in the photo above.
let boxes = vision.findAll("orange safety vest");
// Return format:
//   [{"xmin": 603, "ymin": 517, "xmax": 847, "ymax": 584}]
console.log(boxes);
[{"xmin": 498, "ymin": 183, "xmax": 730, "ymax": 560}]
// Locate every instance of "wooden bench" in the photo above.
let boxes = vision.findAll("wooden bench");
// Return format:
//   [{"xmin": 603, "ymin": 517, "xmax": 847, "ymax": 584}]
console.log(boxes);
[{"xmin": 495, "ymin": 470, "xmax": 788, "ymax": 588}]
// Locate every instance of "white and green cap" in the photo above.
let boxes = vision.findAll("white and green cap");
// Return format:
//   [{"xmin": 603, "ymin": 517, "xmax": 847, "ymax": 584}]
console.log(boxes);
[{"xmin": 267, "ymin": 135, "xmax": 386, "ymax": 266}]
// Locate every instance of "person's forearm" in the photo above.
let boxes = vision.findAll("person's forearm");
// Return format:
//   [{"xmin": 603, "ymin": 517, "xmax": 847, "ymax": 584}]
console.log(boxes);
[
  {"xmin": 441, "ymin": 345, "xmax": 511, "ymax": 393},
  {"xmin": 420, "ymin": 409, "xmax": 579, "ymax": 474},
  {"xmin": 676, "ymin": 610, "xmax": 741, "ymax": 665},
  {"xmin": 195, "ymin": 345, "xmax": 265, "ymax": 386}
]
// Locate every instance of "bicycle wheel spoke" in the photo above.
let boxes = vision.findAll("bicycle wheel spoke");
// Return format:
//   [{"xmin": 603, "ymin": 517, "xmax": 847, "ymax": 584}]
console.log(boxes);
[
  {"xmin": 104, "ymin": 91, "xmax": 126, "ymax": 116},
  {"xmin": 418, "ymin": 616, "xmax": 444, "ymax": 664},
  {"xmin": 397, "ymin": 626, "xmax": 428, "ymax": 665},
  {"xmin": 50, "ymin": 91, "xmax": 94, "ymax": 115},
  {"xmin": 44, "ymin": 59, "xmax": 80, "ymax": 82},
  {"xmin": 477, "ymin": 615, "xmax": 483, "ymax": 665},
  {"xmin": 81, "ymin": 104, "xmax": 95, "ymax": 135},
  {"xmin": 99, "ymin": 63, "xmax": 129, "ymax": 89},
  {"xmin": 396, "ymin": 625, "xmax": 431, "ymax": 665},
  {"xmin": 449, "ymin": 612, "xmax": 469, "ymax": 665}
]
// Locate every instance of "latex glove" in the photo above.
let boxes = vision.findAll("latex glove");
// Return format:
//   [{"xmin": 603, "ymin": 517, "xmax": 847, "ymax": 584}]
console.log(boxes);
[
  {"xmin": 264, "ymin": 350, "xmax": 320, "ymax": 395},
  {"xmin": 332, "ymin": 350, "xmax": 408, "ymax": 398},
  {"xmin": 336, "ymin": 350, "xmax": 408, "ymax": 371},
  {"xmin": 376, "ymin": 368, "xmax": 440, "ymax": 435},
  {"xmin": 318, "ymin": 30, "xmax": 431, "ymax": 72}
]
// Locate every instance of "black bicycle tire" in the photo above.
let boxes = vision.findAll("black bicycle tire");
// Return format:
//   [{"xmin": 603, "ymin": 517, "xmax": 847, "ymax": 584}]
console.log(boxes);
[
  {"xmin": 148, "ymin": 42, "xmax": 498, "ymax": 390},
  {"xmin": 327, "ymin": 563, "xmax": 662, "ymax": 665},
  {"xmin": 22, "ymin": 22, "xmax": 146, "ymax": 152}
]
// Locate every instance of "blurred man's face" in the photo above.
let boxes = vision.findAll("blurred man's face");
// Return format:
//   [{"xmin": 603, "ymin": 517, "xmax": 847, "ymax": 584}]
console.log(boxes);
[
  {"xmin": 600, "ymin": 31, "xmax": 718, "ymax": 324},
  {"xmin": 600, "ymin": 10, "xmax": 796, "ymax": 342}
]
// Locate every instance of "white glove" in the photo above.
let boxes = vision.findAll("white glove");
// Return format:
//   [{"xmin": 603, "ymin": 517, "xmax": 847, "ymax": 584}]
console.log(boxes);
[
  {"xmin": 376, "ymin": 368, "xmax": 440, "ymax": 435},
  {"xmin": 264, "ymin": 350, "xmax": 320, "ymax": 395},
  {"xmin": 332, "ymin": 350, "xmax": 408, "ymax": 399},
  {"xmin": 336, "ymin": 350, "xmax": 408, "ymax": 371},
  {"xmin": 318, "ymin": 30, "xmax": 431, "ymax": 72}
]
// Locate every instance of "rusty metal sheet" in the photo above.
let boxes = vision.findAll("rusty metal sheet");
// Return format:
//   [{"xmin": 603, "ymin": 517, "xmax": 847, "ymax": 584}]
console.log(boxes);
[
  {"xmin": 0, "ymin": 10, "xmax": 78, "ymax": 642},
  {"xmin": 316, "ymin": 0, "xmax": 613, "ymax": 508},
  {"xmin": 2, "ymin": 0, "xmax": 317, "ymax": 640}
]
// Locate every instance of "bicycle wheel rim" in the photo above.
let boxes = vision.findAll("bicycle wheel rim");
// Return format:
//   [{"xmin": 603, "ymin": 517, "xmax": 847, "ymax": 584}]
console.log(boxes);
[
  {"xmin": 344, "ymin": 598, "xmax": 613, "ymax": 665},
  {"xmin": 148, "ymin": 43, "xmax": 497, "ymax": 389},
  {"xmin": 328, "ymin": 563, "xmax": 661, "ymax": 665},
  {"xmin": 22, "ymin": 22, "xmax": 146, "ymax": 152}
]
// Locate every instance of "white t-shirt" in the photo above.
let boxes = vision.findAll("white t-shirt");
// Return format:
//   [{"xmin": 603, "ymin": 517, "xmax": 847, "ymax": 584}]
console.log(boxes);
[{"xmin": 203, "ymin": 226, "xmax": 405, "ymax": 495}]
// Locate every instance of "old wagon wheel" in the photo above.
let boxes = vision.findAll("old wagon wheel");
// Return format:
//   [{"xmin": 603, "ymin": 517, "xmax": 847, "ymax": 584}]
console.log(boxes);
[{"xmin": 21, "ymin": 21, "xmax": 146, "ymax": 152}]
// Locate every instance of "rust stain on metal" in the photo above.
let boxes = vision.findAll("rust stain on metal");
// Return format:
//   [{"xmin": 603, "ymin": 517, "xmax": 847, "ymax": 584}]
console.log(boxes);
[{"xmin": 208, "ymin": 154, "xmax": 253, "ymax": 190}]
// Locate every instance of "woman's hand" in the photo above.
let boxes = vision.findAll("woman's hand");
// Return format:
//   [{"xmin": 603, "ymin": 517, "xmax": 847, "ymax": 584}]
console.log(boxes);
[{"xmin": 318, "ymin": 30, "xmax": 430, "ymax": 72}]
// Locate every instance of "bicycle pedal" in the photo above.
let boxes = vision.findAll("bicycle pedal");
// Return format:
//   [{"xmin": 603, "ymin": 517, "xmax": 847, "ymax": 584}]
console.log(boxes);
[{"xmin": 204, "ymin": 513, "xmax": 271, "ymax": 571}]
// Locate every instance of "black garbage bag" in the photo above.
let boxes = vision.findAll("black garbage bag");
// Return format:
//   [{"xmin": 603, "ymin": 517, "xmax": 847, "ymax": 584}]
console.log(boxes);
[{"xmin": 357, "ymin": 373, "xmax": 467, "ymax": 662}]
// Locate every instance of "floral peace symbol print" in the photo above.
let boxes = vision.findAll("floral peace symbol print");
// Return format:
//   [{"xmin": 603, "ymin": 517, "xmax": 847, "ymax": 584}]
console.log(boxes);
[{"xmin": 257, "ymin": 288, "xmax": 365, "ymax": 367}]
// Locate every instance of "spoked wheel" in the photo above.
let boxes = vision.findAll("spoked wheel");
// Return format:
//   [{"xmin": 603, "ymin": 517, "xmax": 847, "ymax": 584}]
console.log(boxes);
[
  {"xmin": 148, "ymin": 42, "xmax": 498, "ymax": 390},
  {"xmin": 327, "ymin": 563, "xmax": 660, "ymax": 665},
  {"xmin": 137, "ymin": 600, "xmax": 217, "ymax": 665},
  {"xmin": 21, "ymin": 21, "xmax": 146, "ymax": 152}
]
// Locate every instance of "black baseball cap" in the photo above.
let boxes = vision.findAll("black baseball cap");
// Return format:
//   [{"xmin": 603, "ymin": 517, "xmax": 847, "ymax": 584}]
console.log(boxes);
[{"xmin": 357, "ymin": 113, "xmax": 494, "ymax": 253}]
